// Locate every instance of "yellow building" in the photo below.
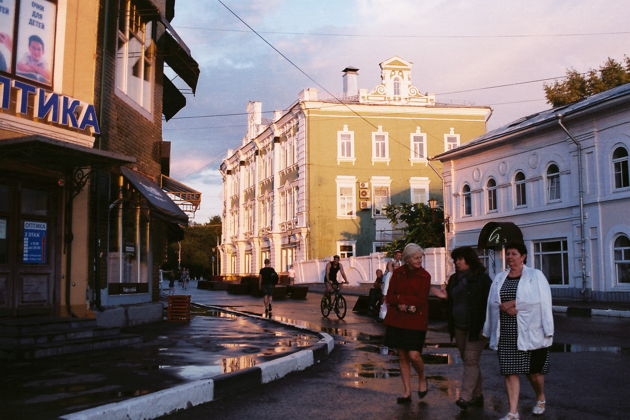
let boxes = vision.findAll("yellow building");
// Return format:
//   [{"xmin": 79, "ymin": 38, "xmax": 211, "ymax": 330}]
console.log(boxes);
[{"xmin": 220, "ymin": 57, "xmax": 490, "ymax": 275}]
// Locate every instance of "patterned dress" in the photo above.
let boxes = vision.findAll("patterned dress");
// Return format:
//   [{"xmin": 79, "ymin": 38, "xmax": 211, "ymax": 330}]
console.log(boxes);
[{"xmin": 498, "ymin": 276, "xmax": 550, "ymax": 375}]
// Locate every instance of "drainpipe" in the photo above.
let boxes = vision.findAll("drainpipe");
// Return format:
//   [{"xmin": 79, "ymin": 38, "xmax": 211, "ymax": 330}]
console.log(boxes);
[
  {"xmin": 118, "ymin": 175, "xmax": 124, "ymax": 284},
  {"xmin": 557, "ymin": 115, "xmax": 588, "ymax": 298},
  {"xmin": 64, "ymin": 175, "xmax": 78, "ymax": 318}
]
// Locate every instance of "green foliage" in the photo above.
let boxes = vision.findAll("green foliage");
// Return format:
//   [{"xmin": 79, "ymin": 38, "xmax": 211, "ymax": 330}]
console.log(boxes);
[
  {"xmin": 163, "ymin": 216, "xmax": 222, "ymax": 279},
  {"xmin": 382, "ymin": 203, "xmax": 445, "ymax": 254},
  {"xmin": 544, "ymin": 56, "xmax": 630, "ymax": 107}
]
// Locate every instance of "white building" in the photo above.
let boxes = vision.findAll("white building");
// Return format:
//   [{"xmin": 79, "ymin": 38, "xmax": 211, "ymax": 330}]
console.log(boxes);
[{"xmin": 435, "ymin": 83, "xmax": 630, "ymax": 301}]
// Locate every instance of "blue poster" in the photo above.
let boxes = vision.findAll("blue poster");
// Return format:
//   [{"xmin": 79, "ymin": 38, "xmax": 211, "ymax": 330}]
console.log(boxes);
[{"xmin": 23, "ymin": 221, "xmax": 47, "ymax": 263}]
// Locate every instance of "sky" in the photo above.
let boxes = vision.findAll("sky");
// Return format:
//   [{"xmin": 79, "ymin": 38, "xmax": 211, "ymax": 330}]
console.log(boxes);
[{"xmin": 163, "ymin": 0, "xmax": 630, "ymax": 223}]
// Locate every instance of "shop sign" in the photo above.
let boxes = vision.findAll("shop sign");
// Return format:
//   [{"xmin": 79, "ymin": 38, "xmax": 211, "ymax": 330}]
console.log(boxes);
[
  {"xmin": 23, "ymin": 220, "xmax": 47, "ymax": 263},
  {"xmin": 0, "ymin": 75, "xmax": 100, "ymax": 134}
]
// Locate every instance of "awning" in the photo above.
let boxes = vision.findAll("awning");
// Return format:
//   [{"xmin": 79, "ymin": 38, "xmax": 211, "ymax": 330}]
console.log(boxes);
[
  {"xmin": 477, "ymin": 222, "xmax": 524, "ymax": 249},
  {"xmin": 161, "ymin": 174, "xmax": 201, "ymax": 214},
  {"xmin": 162, "ymin": 76, "xmax": 187, "ymax": 121},
  {"xmin": 121, "ymin": 167, "xmax": 188, "ymax": 225},
  {"xmin": 158, "ymin": 21, "xmax": 200, "ymax": 94},
  {"xmin": 0, "ymin": 135, "xmax": 135, "ymax": 169}
]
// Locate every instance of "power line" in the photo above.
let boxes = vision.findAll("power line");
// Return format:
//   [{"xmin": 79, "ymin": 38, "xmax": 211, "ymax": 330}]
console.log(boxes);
[{"xmin": 176, "ymin": 26, "xmax": 630, "ymax": 40}]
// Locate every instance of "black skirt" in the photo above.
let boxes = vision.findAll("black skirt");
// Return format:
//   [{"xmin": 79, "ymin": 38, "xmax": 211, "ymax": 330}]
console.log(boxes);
[{"xmin": 384, "ymin": 326, "xmax": 426, "ymax": 351}]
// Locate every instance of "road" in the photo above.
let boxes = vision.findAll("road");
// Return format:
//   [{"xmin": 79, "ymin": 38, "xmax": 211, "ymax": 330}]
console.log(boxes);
[{"xmin": 163, "ymin": 289, "xmax": 630, "ymax": 420}]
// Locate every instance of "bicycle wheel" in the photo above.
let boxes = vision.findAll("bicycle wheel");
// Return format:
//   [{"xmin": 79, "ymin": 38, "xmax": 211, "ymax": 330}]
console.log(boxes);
[
  {"xmin": 320, "ymin": 295, "xmax": 331, "ymax": 317},
  {"xmin": 334, "ymin": 295, "xmax": 347, "ymax": 319}
]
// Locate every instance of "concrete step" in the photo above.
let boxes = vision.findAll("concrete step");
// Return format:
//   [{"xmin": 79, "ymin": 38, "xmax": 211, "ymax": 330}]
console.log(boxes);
[
  {"xmin": 0, "ymin": 317, "xmax": 97, "ymax": 336},
  {"xmin": 0, "ymin": 326, "xmax": 122, "ymax": 346},
  {"xmin": 0, "ymin": 333, "xmax": 143, "ymax": 360}
]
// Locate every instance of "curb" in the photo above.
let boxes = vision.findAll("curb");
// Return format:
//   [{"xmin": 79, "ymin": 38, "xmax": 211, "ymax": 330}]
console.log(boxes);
[
  {"xmin": 61, "ymin": 305, "xmax": 334, "ymax": 420},
  {"xmin": 552, "ymin": 305, "xmax": 630, "ymax": 318}
]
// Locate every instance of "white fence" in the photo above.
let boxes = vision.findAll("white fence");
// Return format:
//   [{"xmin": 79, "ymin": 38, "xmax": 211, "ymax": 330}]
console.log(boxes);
[{"xmin": 294, "ymin": 248, "xmax": 449, "ymax": 286}]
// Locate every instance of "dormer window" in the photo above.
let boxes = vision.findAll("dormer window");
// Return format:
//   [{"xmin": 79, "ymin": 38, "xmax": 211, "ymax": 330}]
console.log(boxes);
[{"xmin": 393, "ymin": 78, "xmax": 401, "ymax": 96}]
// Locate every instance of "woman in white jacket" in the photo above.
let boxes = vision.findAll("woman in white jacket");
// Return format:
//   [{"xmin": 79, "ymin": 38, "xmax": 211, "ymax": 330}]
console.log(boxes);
[{"xmin": 483, "ymin": 242, "xmax": 554, "ymax": 420}]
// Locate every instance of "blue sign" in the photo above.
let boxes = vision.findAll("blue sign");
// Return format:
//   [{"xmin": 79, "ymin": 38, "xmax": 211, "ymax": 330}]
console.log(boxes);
[{"xmin": 23, "ymin": 221, "xmax": 47, "ymax": 264}]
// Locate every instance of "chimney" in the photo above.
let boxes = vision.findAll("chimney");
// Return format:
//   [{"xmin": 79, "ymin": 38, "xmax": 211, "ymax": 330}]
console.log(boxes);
[
  {"xmin": 342, "ymin": 67, "xmax": 359, "ymax": 98},
  {"xmin": 298, "ymin": 88, "xmax": 318, "ymax": 101},
  {"xmin": 247, "ymin": 101, "xmax": 262, "ymax": 139}
]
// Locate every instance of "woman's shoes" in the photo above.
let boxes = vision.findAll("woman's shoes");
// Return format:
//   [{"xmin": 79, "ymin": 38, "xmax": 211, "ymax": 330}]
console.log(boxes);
[
  {"xmin": 532, "ymin": 400, "xmax": 546, "ymax": 415},
  {"xmin": 396, "ymin": 396, "xmax": 412, "ymax": 404},
  {"xmin": 499, "ymin": 413, "xmax": 520, "ymax": 420},
  {"xmin": 417, "ymin": 380, "xmax": 428, "ymax": 398},
  {"xmin": 456, "ymin": 394, "xmax": 483, "ymax": 410}
]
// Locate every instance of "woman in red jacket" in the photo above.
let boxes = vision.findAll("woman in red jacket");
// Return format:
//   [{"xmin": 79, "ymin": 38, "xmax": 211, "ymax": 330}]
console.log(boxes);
[{"xmin": 384, "ymin": 243, "xmax": 441, "ymax": 404}]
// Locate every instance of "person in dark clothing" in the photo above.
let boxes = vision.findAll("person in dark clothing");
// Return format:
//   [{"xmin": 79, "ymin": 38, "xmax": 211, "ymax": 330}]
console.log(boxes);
[
  {"xmin": 324, "ymin": 255, "xmax": 348, "ymax": 296},
  {"xmin": 259, "ymin": 259, "xmax": 278, "ymax": 315},
  {"xmin": 438, "ymin": 246, "xmax": 492, "ymax": 410},
  {"xmin": 368, "ymin": 269, "xmax": 384, "ymax": 316}
]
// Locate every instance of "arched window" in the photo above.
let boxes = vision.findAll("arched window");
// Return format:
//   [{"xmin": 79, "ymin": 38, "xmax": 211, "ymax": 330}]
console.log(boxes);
[
  {"xmin": 613, "ymin": 146, "xmax": 629, "ymax": 189},
  {"xmin": 462, "ymin": 184, "xmax": 472, "ymax": 216},
  {"xmin": 393, "ymin": 78, "xmax": 401, "ymax": 96},
  {"xmin": 487, "ymin": 178, "xmax": 497, "ymax": 211},
  {"xmin": 514, "ymin": 171, "xmax": 526, "ymax": 207},
  {"xmin": 614, "ymin": 235, "xmax": 630, "ymax": 284},
  {"xmin": 546, "ymin": 163, "xmax": 561, "ymax": 201}
]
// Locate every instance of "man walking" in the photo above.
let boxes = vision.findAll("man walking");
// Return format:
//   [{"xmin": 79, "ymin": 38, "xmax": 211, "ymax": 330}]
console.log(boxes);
[{"xmin": 259, "ymin": 259, "xmax": 278, "ymax": 316}]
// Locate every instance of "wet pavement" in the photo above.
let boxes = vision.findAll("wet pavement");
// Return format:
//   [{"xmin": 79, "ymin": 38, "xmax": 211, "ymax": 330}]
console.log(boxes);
[
  {"xmin": 3, "ymin": 280, "xmax": 630, "ymax": 420},
  {"xmin": 0, "ymin": 289, "xmax": 321, "ymax": 420}
]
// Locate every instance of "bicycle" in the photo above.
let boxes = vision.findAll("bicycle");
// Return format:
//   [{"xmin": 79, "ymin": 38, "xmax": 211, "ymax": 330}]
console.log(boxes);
[{"xmin": 320, "ymin": 282, "xmax": 348, "ymax": 319}]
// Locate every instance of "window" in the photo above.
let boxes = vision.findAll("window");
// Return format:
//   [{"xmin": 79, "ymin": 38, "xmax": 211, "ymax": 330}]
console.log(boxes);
[
  {"xmin": 487, "ymin": 178, "xmax": 497, "ymax": 211},
  {"xmin": 337, "ymin": 241, "xmax": 355, "ymax": 258},
  {"xmin": 614, "ymin": 235, "xmax": 630, "ymax": 284},
  {"xmin": 613, "ymin": 146, "xmax": 629, "ymax": 189},
  {"xmin": 116, "ymin": 0, "xmax": 155, "ymax": 113},
  {"xmin": 373, "ymin": 242, "xmax": 388, "ymax": 253},
  {"xmin": 337, "ymin": 125, "xmax": 355, "ymax": 162},
  {"xmin": 546, "ymin": 164, "xmax": 561, "ymax": 201},
  {"xmin": 336, "ymin": 176, "xmax": 356, "ymax": 218},
  {"xmin": 0, "ymin": 0, "xmax": 57, "ymax": 86},
  {"xmin": 462, "ymin": 184, "xmax": 472, "ymax": 216},
  {"xmin": 534, "ymin": 239, "xmax": 569, "ymax": 285},
  {"xmin": 410, "ymin": 128, "xmax": 427, "ymax": 161},
  {"xmin": 444, "ymin": 128, "xmax": 460, "ymax": 151},
  {"xmin": 372, "ymin": 127, "xmax": 389, "ymax": 163},
  {"xmin": 514, "ymin": 171, "xmax": 527, "ymax": 207},
  {"xmin": 393, "ymin": 78, "xmax": 401, "ymax": 96},
  {"xmin": 373, "ymin": 186, "xmax": 390, "ymax": 217},
  {"xmin": 410, "ymin": 177, "xmax": 430, "ymax": 204}
]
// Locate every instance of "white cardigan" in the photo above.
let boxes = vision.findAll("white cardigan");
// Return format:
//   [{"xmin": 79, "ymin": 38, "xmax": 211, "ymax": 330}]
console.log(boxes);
[{"xmin": 483, "ymin": 265, "xmax": 554, "ymax": 351}]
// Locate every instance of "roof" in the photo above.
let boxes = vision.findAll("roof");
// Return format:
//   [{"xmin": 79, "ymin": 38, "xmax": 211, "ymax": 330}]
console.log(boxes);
[{"xmin": 434, "ymin": 82, "xmax": 630, "ymax": 161}]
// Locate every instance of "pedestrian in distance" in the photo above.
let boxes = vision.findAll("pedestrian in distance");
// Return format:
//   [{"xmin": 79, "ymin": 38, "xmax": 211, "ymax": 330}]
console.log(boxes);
[
  {"xmin": 324, "ymin": 255, "xmax": 348, "ymax": 296},
  {"xmin": 168, "ymin": 272, "xmax": 175, "ymax": 295},
  {"xmin": 181, "ymin": 268, "xmax": 190, "ymax": 290},
  {"xmin": 434, "ymin": 246, "xmax": 492, "ymax": 410},
  {"xmin": 259, "ymin": 259, "xmax": 279, "ymax": 316},
  {"xmin": 379, "ymin": 249, "xmax": 402, "ymax": 320},
  {"xmin": 368, "ymin": 269, "xmax": 384, "ymax": 316},
  {"xmin": 287, "ymin": 264, "xmax": 296, "ymax": 285},
  {"xmin": 483, "ymin": 242, "xmax": 554, "ymax": 420},
  {"xmin": 383, "ymin": 243, "xmax": 444, "ymax": 404}
]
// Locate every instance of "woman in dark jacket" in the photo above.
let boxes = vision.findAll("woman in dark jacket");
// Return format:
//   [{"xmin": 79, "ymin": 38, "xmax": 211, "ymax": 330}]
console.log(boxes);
[{"xmin": 442, "ymin": 246, "xmax": 492, "ymax": 409}]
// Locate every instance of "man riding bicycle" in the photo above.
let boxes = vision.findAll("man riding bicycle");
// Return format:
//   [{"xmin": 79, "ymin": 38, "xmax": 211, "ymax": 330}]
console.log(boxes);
[{"xmin": 325, "ymin": 255, "xmax": 349, "ymax": 296}]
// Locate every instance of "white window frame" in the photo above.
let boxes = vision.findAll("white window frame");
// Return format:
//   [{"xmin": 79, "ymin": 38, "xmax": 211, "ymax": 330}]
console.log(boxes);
[
  {"xmin": 614, "ymin": 234, "xmax": 630, "ymax": 285},
  {"xmin": 409, "ymin": 177, "xmax": 430, "ymax": 204},
  {"xmin": 336, "ymin": 176, "xmax": 356, "ymax": 218},
  {"xmin": 409, "ymin": 127, "xmax": 427, "ymax": 162},
  {"xmin": 115, "ymin": 0, "xmax": 155, "ymax": 116},
  {"xmin": 371, "ymin": 126, "xmax": 390, "ymax": 164},
  {"xmin": 534, "ymin": 239, "xmax": 569, "ymax": 286},
  {"xmin": 546, "ymin": 163, "xmax": 561, "ymax": 202},
  {"xmin": 393, "ymin": 78, "xmax": 401, "ymax": 96},
  {"xmin": 462, "ymin": 184, "xmax": 472, "ymax": 216},
  {"xmin": 371, "ymin": 176, "xmax": 391, "ymax": 218},
  {"xmin": 337, "ymin": 240, "xmax": 356, "ymax": 258},
  {"xmin": 487, "ymin": 178, "xmax": 497, "ymax": 212},
  {"xmin": 337, "ymin": 125, "xmax": 355, "ymax": 164},
  {"xmin": 373, "ymin": 241, "xmax": 389, "ymax": 253},
  {"xmin": 444, "ymin": 128, "xmax": 460, "ymax": 151},
  {"xmin": 514, "ymin": 171, "xmax": 527, "ymax": 207},
  {"xmin": 612, "ymin": 145, "xmax": 630, "ymax": 190}
]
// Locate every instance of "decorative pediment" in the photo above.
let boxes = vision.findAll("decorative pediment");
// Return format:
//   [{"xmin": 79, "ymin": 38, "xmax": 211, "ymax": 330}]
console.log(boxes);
[{"xmin": 359, "ymin": 56, "xmax": 435, "ymax": 106}]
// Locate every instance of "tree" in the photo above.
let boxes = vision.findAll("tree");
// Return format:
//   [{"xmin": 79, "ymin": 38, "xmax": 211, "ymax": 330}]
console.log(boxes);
[
  {"xmin": 544, "ymin": 56, "xmax": 630, "ymax": 107},
  {"xmin": 163, "ymin": 216, "xmax": 222, "ymax": 279},
  {"xmin": 382, "ymin": 203, "xmax": 445, "ymax": 254}
]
